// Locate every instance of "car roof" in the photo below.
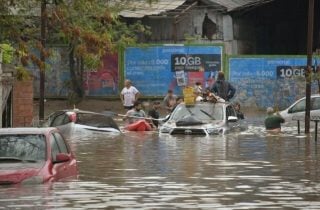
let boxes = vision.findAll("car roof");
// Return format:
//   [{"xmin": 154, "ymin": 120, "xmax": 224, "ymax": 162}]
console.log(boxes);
[
  {"xmin": 178, "ymin": 101, "xmax": 228, "ymax": 108},
  {"xmin": 54, "ymin": 109, "xmax": 104, "ymax": 115},
  {"xmin": 0, "ymin": 127, "xmax": 57, "ymax": 135}
]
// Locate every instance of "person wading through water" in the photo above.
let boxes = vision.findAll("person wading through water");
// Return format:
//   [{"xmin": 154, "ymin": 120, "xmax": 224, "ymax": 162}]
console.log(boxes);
[
  {"xmin": 264, "ymin": 107, "xmax": 285, "ymax": 133},
  {"xmin": 211, "ymin": 71, "xmax": 236, "ymax": 101}
]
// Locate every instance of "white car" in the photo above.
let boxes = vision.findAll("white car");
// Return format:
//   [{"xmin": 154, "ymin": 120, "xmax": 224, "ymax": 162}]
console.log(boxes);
[
  {"xmin": 45, "ymin": 109, "xmax": 121, "ymax": 138},
  {"xmin": 279, "ymin": 94, "xmax": 320, "ymax": 122},
  {"xmin": 159, "ymin": 102, "xmax": 245, "ymax": 136}
]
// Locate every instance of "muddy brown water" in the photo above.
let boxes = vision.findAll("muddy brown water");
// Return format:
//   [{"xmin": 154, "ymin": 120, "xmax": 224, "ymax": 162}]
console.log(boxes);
[{"xmin": 1, "ymin": 112, "xmax": 320, "ymax": 209}]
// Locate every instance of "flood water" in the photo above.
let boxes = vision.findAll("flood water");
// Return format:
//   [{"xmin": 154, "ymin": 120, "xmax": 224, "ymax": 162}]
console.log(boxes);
[{"xmin": 1, "ymin": 114, "xmax": 320, "ymax": 209}]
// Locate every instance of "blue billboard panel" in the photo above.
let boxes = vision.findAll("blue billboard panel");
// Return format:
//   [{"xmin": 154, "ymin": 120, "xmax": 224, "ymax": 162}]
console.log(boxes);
[
  {"xmin": 229, "ymin": 57, "xmax": 320, "ymax": 108},
  {"xmin": 124, "ymin": 45, "xmax": 223, "ymax": 96}
]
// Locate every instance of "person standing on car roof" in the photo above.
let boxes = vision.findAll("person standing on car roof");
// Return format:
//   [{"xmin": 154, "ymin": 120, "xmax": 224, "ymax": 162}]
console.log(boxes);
[
  {"xmin": 120, "ymin": 79, "xmax": 140, "ymax": 110},
  {"xmin": 163, "ymin": 90, "xmax": 177, "ymax": 113},
  {"xmin": 211, "ymin": 71, "xmax": 236, "ymax": 101}
]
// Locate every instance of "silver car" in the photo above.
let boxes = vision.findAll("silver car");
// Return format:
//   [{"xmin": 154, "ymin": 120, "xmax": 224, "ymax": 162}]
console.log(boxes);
[
  {"xmin": 45, "ymin": 109, "xmax": 121, "ymax": 138},
  {"xmin": 279, "ymin": 94, "xmax": 320, "ymax": 122},
  {"xmin": 159, "ymin": 102, "xmax": 244, "ymax": 135}
]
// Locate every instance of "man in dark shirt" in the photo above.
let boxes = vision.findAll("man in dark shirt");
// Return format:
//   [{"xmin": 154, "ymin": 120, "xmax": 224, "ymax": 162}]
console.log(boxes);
[
  {"xmin": 211, "ymin": 71, "xmax": 236, "ymax": 101},
  {"xmin": 265, "ymin": 107, "xmax": 285, "ymax": 132},
  {"xmin": 148, "ymin": 101, "xmax": 161, "ymax": 128}
]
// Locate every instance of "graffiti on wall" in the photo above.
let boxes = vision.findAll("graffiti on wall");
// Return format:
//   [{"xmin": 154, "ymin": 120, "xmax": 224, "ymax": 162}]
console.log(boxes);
[
  {"xmin": 229, "ymin": 57, "xmax": 320, "ymax": 109},
  {"xmin": 124, "ymin": 45, "xmax": 223, "ymax": 96}
]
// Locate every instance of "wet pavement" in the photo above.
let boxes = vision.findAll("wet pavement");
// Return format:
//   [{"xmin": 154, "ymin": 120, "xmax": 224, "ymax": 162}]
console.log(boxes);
[{"xmin": 1, "ymin": 113, "xmax": 320, "ymax": 209}]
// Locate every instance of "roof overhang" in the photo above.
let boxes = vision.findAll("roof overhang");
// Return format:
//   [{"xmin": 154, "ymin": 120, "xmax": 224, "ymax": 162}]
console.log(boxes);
[
  {"xmin": 119, "ymin": 0, "xmax": 187, "ymax": 18},
  {"xmin": 206, "ymin": 0, "xmax": 275, "ymax": 12},
  {"xmin": 119, "ymin": 0, "xmax": 275, "ymax": 19}
]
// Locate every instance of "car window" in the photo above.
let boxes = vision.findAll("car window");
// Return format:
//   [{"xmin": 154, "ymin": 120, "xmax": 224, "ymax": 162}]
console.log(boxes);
[
  {"xmin": 53, "ymin": 133, "xmax": 69, "ymax": 154},
  {"xmin": 76, "ymin": 113, "xmax": 119, "ymax": 130},
  {"xmin": 171, "ymin": 104, "xmax": 223, "ymax": 121},
  {"xmin": 50, "ymin": 132, "xmax": 69, "ymax": 162},
  {"xmin": 0, "ymin": 134, "xmax": 46, "ymax": 161},
  {"xmin": 290, "ymin": 99, "xmax": 305, "ymax": 113},
  {"xmin": 50, "ymin": 113, "xmax": 68, "ymax": 127},
  {"xmin": 50, "ymin": 134, "xmax": 60, "ymax": 162},
  {"xmin": 311, "ymin": 97, "xmax": 320, "ymax": 110}
]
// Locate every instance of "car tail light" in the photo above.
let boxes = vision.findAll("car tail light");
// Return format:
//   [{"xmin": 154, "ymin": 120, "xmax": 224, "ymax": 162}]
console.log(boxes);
[{"xmin": 68, "ymin": 113, "xmax": 77, "ymax": 122}]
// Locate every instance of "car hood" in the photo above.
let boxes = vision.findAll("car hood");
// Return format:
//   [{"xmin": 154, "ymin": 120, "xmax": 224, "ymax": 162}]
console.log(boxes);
[
  {"xmin": 163, "ymin": 119, "xmax": 224, "ymax": 129},
  {"xmin": 74, "ymin": 124, "xmax": 121, "ymax": 132},
  {"xmin": 0, "ymin": 162, "xmax": 44, "ymax": 184},
  {"xmin": 176, "ymin": 116, "xmax": 204, "ymax": 126}
]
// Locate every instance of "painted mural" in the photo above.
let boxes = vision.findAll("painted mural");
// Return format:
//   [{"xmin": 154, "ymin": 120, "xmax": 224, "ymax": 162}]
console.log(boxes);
[
  {"xmin": 32, "ymin": 48, "xmax": 70, "ymax": 97},
  {"xmin": 83, "ymin": 54, "xmax": 119, "ymax": 96},
  {"xmin": 229, "ymin": 57, "xmax": 320, "ymax": 109},
  {"xmin": 124, "ymin": 45, "xmax": 223, "ymax": 96},
  {"xmin": 32, "ymin": 48, "xmax": 119, "ymax": 97}
]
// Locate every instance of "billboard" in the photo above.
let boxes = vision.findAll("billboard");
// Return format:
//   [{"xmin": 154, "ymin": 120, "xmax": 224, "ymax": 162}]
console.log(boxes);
[
  {"xmin": 229, "ymin": 57, "xmax": 320, "ymax": 108},
  {"xmin": 124, "ymin": 45, "xmax": 223, "ymax": 96}
]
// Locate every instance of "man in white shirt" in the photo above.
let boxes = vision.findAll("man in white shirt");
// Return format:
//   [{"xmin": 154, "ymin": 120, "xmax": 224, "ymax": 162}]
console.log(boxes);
[{"xmin": 120, "ymin": 79, "xmax": 140, "ymax": 110}]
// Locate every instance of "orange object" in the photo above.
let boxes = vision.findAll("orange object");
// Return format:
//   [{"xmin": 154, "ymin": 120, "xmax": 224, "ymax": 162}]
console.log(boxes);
[{"xmin": 125, "ymin": 120, "xmax": 152, "ymax": 131}]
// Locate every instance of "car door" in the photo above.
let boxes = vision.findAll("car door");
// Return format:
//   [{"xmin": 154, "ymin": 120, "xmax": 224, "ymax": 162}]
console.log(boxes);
[
  {"xmin": 311, "ymin": 97, "xmax": 320, "ymax": 119},
  {"xmin": 225, "ymin": 105, "xmax": 240, "ymax": 131},
  {"xmin": 49, "ymin": 132, "xmax": 77, "ymax": 181},
  {"xmin": 288, "ymin": 98, "xmax": 306, "ymax": 120}
]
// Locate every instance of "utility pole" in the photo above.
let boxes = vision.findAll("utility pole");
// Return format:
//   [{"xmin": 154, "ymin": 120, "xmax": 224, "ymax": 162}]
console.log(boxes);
[
  {"xmin": 0, "ymin": 49, "xmax": 3, "ymax": 128},
  {"xmin": 305, "ymin": 0, "xmax": 314, "ymax": 133},
  {"xmin": 39, "ymin": 0, "xmax": 46, "ymax": 120}
]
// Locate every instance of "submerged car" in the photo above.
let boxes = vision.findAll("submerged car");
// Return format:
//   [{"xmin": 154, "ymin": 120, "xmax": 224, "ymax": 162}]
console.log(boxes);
[
  {"xmin": 45, "ymin": 109, "xmax": 121, "ymax": 138},
  {"xmin": 160, "ymin": 102, "xmax": 244, "ymax": 135},
  {"xmin": 0, "ymin": 127, "xmax": 77, "ymax": 185},
  {"xmin": 279, "ymin": 94, "xmax": 320, "ymax": 122}
]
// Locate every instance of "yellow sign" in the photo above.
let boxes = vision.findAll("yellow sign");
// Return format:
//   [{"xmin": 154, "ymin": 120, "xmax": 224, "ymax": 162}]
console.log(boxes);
[{"xmin": 183, "ymin": 87, "xmax": 195, "ymax": 106}]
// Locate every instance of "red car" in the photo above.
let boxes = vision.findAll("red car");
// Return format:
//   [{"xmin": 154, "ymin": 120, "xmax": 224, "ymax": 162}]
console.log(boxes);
[{"xmin": 0, "ymin": 127, "xmax": 77, "ymax": 185}]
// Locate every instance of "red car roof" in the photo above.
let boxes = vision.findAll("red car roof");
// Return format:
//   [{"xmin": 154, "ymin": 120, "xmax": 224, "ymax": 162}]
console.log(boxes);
[{"xmin": 0, "ymin": 127, "xmax": 58, "ymax": 135}]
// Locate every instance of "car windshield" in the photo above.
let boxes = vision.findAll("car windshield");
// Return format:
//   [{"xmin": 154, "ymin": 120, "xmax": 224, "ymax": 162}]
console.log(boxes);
[
  {"xmin": 171, "ymin": 103, "xmax": 223, "ymax": 122},
  {"xmin": 76, "ymin": 113, "xmax": 119, "ymax": 130},
  {"xmin": 0, "ymin": 134, "xmax": 46, "ymax": 162}
]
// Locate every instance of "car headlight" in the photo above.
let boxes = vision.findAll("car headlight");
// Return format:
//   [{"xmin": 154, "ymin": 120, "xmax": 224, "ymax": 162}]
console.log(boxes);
[
  {"xmin": 206, "ymin": 128, "xmax": 222, "ymax": 135},
  {"xmin": 160, "ymin": 126, "xmax": 172, "ymax": 133},
  {"xmin": 21, "ymin": 176, "xmax": 44, "ymax": 185}
]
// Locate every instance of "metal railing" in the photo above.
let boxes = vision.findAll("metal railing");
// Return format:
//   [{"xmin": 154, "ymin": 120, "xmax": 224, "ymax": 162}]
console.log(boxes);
[{"xmin": 292, "ymin": 116, "xmax": 320, "ymax": 141}]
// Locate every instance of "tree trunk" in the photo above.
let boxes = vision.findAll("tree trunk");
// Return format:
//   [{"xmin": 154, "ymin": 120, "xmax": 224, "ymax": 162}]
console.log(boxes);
[{"xmin": 69, "ymin": 44, "xmax": 84, "ymax": 103}]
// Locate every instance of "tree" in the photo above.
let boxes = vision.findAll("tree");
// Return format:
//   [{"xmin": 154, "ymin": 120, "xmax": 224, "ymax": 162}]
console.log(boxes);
[{"xmin": 0, "ymin": 0, "xmax": 152, "ymax": 104}]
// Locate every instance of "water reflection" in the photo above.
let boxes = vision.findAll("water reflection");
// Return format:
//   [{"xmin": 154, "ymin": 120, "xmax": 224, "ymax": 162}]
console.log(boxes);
[{"xmin": 1, "ymin": 118, "xmax": 320, "ymax": 209}]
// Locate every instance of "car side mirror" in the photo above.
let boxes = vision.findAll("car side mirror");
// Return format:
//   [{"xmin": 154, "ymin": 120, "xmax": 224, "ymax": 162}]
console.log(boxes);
[
  {"xmin": 53, "ymin": 153, "xmax": 70, "ymax": 164},
  {"xmin": 288, "ymin": 108, "xmax": 292, "ymax": 114},
  {"xmin": 227, "ymin": 116, "xmax": 238, "ymax": 123}
]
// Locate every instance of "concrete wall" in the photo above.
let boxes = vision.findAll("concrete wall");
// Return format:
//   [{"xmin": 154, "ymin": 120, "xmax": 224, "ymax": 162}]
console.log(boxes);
[
  {"xmin": 12, "ymin": 80, "xmax": 33, "ymax": 127},
  {"xmin": 142, "ymin": 9, "xmax": 224, "ymax": 42}
]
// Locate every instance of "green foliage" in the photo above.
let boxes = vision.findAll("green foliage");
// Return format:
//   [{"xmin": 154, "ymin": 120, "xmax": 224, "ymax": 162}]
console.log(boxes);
[
  {"xmin": 0, "ymin": 0, "xmax": 152, "ymax": 101},
  {"xmin": 15, "ymin": 65, "xmax": 32, "ymax": 81},
  {"xmin": 0, "ymin": 43, "xmax": 14, "ymax": 64}
]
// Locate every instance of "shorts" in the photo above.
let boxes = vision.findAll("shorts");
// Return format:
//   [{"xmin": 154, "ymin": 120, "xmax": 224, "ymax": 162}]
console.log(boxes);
[{"xmin": 124, "ymin": 105, "xmax": 133, "ymax": 110}]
